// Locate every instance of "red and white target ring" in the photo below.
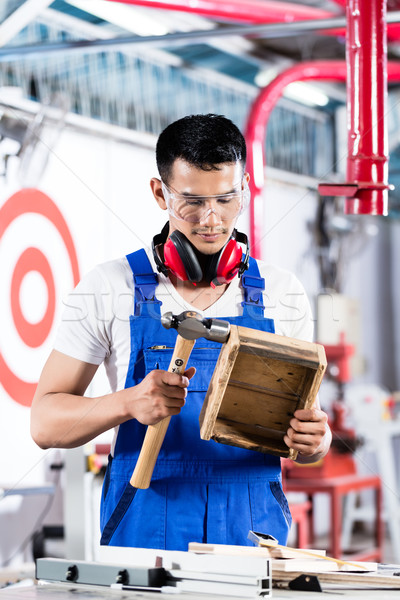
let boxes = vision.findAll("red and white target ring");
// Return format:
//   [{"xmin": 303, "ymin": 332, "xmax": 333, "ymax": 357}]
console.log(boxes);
[
  {"xmin": 0, "ymin": 188, "xmax": 80, "ymax": 407},
  {"xmin": 11, "ymin": 247, "xmax": 56, "ymax": 348}
]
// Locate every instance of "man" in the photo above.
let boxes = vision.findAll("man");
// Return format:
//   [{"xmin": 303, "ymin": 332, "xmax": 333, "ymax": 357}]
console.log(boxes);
[{"xmin": 31, "ymin": 114, "xmax": 331, "ymax": 551}]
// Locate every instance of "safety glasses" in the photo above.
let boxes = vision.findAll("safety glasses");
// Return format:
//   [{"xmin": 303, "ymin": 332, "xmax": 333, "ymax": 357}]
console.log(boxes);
[{"xmin": 161, "ymin": 179, "xmax": 250, "ymax": 224}]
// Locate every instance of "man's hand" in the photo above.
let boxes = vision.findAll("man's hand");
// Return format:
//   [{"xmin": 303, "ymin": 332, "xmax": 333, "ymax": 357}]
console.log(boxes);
[
  {"xmin": 284, "ymin": 407, "xmax": 331, "ymax": 464},
  {"xmin": 127, "ymin": 367, "xmax": 196, "ymax": 426}
]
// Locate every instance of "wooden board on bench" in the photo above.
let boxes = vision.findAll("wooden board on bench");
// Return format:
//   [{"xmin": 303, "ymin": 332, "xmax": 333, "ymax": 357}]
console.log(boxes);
[{"xmin": 199, "ymin": 325, "xmax": 327, "ymax": 460}]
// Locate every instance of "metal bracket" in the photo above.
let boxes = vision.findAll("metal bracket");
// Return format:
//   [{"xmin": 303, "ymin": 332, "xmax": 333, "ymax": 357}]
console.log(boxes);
[{"xmin": 289, "ymin": 574, "xmax": 322, "ymax": 592}]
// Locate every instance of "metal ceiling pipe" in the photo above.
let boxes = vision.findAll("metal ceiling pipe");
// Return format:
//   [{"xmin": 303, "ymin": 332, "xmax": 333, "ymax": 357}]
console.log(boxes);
[
  {"xmin": 0, "ymin": 16, "xmax": 350, "ymax": 60},
  {"xmin": 4, "ymin": 11, "xmax": 400, "ymax": 58},
  {"xmin": 244, "ymin": 60, "xmax": 400, "ymax": 258}
]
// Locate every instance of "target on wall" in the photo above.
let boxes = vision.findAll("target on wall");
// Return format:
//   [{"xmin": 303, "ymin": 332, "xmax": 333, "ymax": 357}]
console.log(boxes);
[{"xmin": 0, "ymin": 189, "xmax": 80, "ymax": 407}]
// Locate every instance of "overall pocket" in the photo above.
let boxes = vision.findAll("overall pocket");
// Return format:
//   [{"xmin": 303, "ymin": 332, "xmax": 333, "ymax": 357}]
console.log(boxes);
[
  {"xmin": 144, "ymin": 345, "xmax": 222, "ymax": 392},
  {"xmin": 249, "ymin": 479, "xmax": 292, "ymax": 545}
]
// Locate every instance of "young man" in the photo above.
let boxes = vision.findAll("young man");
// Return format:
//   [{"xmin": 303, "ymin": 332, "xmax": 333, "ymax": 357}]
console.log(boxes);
[{"xmin": 31, "ymin": 114, "xmax": 331, "ymax": 551}]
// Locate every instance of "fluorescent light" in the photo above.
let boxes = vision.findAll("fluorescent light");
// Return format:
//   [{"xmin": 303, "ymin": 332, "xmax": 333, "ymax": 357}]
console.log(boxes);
[
  {"xmin": 284, "ymin": 82, "xmax": 329, "ymax": 107},
  {"xmin": 255, "ymin": 70, "xmax": 330, "ymax": 107},
  {"xmin": 254, "ymin": 68, "xmax": 280, "ymax": 88}
]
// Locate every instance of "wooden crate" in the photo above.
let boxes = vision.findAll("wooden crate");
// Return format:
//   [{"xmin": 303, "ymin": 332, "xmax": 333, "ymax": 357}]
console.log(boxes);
[{"xmin": 199, "ymin": 325, "xmax": 327, "ymax": 459}]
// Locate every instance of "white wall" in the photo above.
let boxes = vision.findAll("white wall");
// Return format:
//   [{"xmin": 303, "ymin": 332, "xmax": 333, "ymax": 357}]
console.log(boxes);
[
  {"xmin": 344, "ymin": 218, "xmax": 399, "ymax": 390},
  {"xmin": 260, "ymin": 173, "xmax": 320, "ymax": 301}
]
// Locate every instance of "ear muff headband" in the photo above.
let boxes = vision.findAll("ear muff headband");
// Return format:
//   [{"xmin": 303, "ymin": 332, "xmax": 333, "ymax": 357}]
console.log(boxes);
[
  {"xmin": 152, "ymin": 223, "xmax": 249, "ymax": 285},
  {"xmin": 151, "ymin": 222, "xmax": 170, "ymax": 277}
]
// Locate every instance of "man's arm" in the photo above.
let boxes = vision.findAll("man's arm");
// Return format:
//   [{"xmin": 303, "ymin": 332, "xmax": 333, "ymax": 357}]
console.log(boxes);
[
  {"xmin": 283, "ymin": 398, "xmax": 332, "ymax": 464},
  {"xmin": 31, "ymin": 350, "xmax": 193, "ymax": 450}
]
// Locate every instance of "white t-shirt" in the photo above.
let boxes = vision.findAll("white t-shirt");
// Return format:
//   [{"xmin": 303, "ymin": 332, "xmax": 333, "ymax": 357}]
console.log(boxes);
[{"xmin": 54, "ymin": 247, "xmax": 314, "ymax": 396}]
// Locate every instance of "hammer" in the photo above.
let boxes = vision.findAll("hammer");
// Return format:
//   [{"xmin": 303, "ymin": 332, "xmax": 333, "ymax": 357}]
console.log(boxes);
[
  {"xmin": 100, "ymin": 310, "xmax": 230, "ymax": 544},
  {"xmin": 130, "ymin": 310, "xmax": 230, "ymax": 489}
]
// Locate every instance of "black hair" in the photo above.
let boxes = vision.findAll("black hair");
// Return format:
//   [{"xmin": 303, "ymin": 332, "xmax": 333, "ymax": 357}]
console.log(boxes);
[{"xmin": 156, "ymin": 113, "xmax": 247, "ymax": 183}]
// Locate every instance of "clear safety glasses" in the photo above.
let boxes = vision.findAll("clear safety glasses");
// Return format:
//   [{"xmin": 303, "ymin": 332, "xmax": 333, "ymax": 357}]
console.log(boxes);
[{"xmin": 161, "ymin": 179, "xmax": 250, "ymax": 224}]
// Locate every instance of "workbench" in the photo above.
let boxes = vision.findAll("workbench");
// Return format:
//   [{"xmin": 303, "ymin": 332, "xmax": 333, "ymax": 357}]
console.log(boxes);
[
  {"xmin": 1, "ymin": 582, "xmax": 400, "ymax": 600},
  {"xmin": 2, "ymin": 546, "xmax": 400, "ymax": 599}
]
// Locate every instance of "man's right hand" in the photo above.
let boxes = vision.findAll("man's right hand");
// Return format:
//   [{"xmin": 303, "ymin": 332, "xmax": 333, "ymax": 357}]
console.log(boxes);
[
  {"xmin": 126, "ymin": 367, "xmax": 196, "ymax": 425},
  {"xmin": 31, "ymin": 350, "xmax": 196, "ymax": 450}
]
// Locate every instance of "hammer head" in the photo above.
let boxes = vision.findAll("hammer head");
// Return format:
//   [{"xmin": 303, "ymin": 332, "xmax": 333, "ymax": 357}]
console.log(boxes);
[{"xmin": 161, "ymin": 311, "xmax": 230, "ymax": 344}]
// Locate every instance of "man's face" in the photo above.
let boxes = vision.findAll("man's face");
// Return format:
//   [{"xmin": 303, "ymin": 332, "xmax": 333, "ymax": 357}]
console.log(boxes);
[{"xmin": 154, "ymin": 158, "xmax": 248, "ymax": 256}]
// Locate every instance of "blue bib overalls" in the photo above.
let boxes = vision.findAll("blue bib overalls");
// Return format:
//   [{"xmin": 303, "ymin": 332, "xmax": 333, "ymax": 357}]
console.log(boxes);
[{"xmin": 100, "ymin": 249, "xmax": 292, "ymax": 550}]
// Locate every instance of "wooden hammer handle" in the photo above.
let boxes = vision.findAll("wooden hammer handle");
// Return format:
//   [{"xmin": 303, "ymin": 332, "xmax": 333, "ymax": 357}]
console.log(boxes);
[{"xmin": 130, "ymin": 335, "xmax": 195, "ymax": 489}]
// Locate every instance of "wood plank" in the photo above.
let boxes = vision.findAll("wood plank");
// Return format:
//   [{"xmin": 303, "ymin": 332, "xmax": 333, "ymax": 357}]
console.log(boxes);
[
  {"xmin": 188, "ymin": 542, "xmax": 272, "ymax": 557},
  {"xmin": 211, "ymin": 419, "xmax": 291, "ymax": 457},
  {"xmin": 227, "ymin": 379, "xmax": 300, "ymax": 403},
  {"xmin": 188, "ymin": 542, "xmax": 326, "ymax": 559},
  {"xmin": 199, "ymin": 325, "xmax": 240, "ymax": 440},
  {"xmin": 218, "ymin": 388, "xmax": 297, "ymax": 431},
  {"xmin": 272, "ymin": 569, "xmax": 400, "ymax": 589},
  {"xmin": 229, "ymin": 352, "xmax": 307, "ymax": 397},
  {"xmin": 236, "ymin": 326, "xmax": 327, "ymax": 368}
]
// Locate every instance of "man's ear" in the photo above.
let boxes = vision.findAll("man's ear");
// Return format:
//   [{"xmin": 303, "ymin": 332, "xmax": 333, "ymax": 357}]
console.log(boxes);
[
  {"xmin": 244, "ymin": 171, "xmax": 250, "ymax": 185},
  {"xmin": 150, "ymin": 177, "xmax": 167, "ymax": 210}
]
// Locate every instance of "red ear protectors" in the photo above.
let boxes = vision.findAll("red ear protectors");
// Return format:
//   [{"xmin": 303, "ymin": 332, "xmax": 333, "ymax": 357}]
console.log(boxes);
[
  {"xmin": 163, "ymin": 229, "xmax": 203, "ymax": 283},
  {"xmin": 152, "ymin": 223, "xmax": 249, "ymax": 287}
]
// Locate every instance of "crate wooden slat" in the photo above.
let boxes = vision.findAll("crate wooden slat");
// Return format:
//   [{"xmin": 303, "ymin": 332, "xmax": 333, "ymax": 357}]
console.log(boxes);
[{"xmin": 199, "ymin": 326, "xmax": 327, "ymax": 459}]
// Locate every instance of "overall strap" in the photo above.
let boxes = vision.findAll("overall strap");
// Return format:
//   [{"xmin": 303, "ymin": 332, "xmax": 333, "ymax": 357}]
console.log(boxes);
[
  {"xmin": 125, "ymin": 249, "xmax": 162, "ymax": 317},
  {"xmin": 240, "ymin": 256, "xmax": 266, "ymax": 319}
]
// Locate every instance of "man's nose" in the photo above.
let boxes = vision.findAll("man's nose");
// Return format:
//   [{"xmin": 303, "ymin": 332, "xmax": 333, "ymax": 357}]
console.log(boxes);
[{"xmin": 199, "ymin": 207, "xmax": 222, "ymax": 225}]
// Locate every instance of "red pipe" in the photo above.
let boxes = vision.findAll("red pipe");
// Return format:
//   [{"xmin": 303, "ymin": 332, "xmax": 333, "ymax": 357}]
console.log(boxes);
[
  {"xmin": 332, "ymin": 0, "xmax": 400, "ymax": 10},
  {"xmin": 106, "ymin": 0, "xmax": 400, "ymax": 39},
  {"xmin": 107, "ymin": 0, "xmax": 337, "ymax": 24},
  {"xmin": 344, "ymin": 0, "xmax": 389, "ymax": 215},
  {"xmin": 244, "ymin": 60, "xmax": 400, "ymax": 258},
  {"xmin": 244, "ymin": 61, "xmax": 345, "ymax": 259}
]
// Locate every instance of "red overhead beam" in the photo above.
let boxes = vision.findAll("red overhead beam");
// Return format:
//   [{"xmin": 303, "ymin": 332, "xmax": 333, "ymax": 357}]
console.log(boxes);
[
  {"xmin": 106, "ymin": 0, "xmax": 337, "ymax": 25},
  {"xmin": 106, "ymin": 0, "xmax": 400, "ymax": 38}
]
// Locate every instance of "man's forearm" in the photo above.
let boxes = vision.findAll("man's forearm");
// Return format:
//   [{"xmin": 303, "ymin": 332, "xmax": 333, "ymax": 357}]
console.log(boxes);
[{"xmin": 30, "ymin": 389, "xmax": 130, "ymax": 449}]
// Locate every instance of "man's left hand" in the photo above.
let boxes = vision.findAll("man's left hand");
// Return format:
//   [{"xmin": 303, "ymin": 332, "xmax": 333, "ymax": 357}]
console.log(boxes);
[{"xmin": 284, "ymin": 407, "xmax": 331, "ymax": 463}]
